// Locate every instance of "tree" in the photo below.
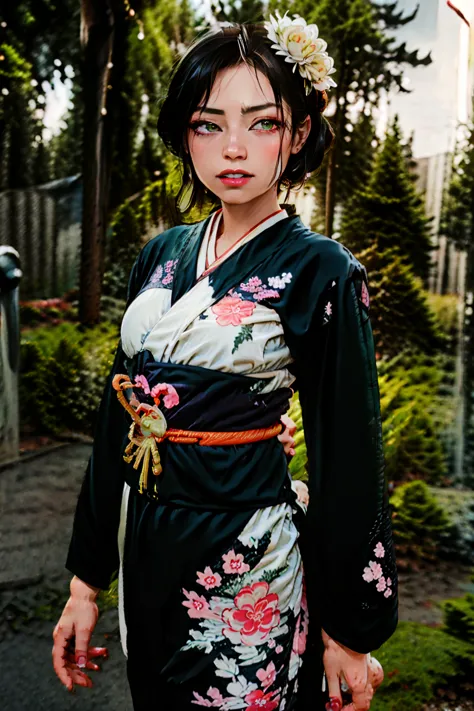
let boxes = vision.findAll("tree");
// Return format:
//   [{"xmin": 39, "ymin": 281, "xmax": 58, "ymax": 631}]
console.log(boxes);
[
  {"xmin": 270, "ymin": 0, "xmax": 432, "ymax": 237},
  {"xmin": 340, "ymin": 117, "xmax": 435, "ymax": 284},
  {"xmin": 356, "ymin": 241, "xmax": 443, "ymax": 359},
  {"xmin": 441, "ymin": 116, "xmax": 474, "ymax": 485}
]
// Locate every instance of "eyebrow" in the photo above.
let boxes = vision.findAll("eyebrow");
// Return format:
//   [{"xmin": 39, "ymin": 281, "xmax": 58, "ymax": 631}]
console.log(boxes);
[{"xmin": 195, "ymin": 102, "xmax": 278, "ymax": 116}]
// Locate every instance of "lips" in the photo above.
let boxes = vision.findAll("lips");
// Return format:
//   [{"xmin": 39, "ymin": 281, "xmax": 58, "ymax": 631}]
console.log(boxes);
[{"xmin": 217, "ymin": 170, "xmax": 254, "ymax": 178}]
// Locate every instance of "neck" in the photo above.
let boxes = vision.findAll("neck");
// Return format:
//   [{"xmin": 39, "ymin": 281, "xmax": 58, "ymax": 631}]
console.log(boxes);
[{"xmin": 216, "ymin": 190, "xmax": 282, "ymax": 246}]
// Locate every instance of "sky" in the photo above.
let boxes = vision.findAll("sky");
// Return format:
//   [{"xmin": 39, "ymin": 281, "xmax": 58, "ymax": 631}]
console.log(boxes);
[{"xmin": 43, "ymin": 0, "xmax": 474, "ymax": 158}]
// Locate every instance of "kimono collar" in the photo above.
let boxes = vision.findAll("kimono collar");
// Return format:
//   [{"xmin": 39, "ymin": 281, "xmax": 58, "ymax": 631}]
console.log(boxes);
[
  {"xmin": 200, "ymin": 207, "xmax": 288, "ymax": 278},
  {"xmin": 171, "ymin": 206, "xmax": 302, "ymax": 306}
]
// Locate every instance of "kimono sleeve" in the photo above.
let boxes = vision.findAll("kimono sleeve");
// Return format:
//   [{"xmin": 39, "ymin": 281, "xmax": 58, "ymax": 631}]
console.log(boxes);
[
  {"xmin": 65, "ymin": 254, "xmax": 143, "ymax": 590},
  {"xmin": 297, "ymin": 255, "xmax": 398, "ymax": 654}
]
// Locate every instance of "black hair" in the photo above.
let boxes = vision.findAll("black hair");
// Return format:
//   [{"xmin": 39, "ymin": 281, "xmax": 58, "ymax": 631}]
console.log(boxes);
[{"xmin": 157, "ymin": 22, "xmax": 335, "ymax": 216}]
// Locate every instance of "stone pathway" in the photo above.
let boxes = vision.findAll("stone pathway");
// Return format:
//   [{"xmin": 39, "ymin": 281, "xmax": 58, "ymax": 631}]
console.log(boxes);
[{"xmin": 0, "ymin": 443, "xmax": 133, "ymax": 711}]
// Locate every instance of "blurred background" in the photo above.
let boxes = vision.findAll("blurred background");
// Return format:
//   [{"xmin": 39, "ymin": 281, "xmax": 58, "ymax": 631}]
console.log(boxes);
[{"xmin": 0, "ymin": 0, "xmax": 474, "ymax": 709}]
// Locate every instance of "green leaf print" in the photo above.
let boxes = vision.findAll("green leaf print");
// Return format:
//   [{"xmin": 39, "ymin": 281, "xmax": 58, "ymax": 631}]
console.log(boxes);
[{"xmin": 232, "ymin": 324, "xmax": 254, "ymax": 355}]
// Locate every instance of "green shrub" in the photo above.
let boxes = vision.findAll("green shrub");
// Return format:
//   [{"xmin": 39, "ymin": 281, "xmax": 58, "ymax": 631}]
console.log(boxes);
[
  {"xmin": 19, "ymin": 322, "xmax": 118, "ymax": 436},
  {"xmin": 431, "ymin": 488, "xmax": 474, "ymax": 563},
  {"xmin": 390, "ymin": 480, "xmax": 451, "ymax": 562},
  {"xmin": 371, "ymin": 621, "xmax": 474, "ymax": 711},
  {"xmin": 442, "ymin": 592, "xmax": 474, "ymax": 647},
  {"xmin": 287, "ymin": 393, "xmax": 308, "ymax": 482}
]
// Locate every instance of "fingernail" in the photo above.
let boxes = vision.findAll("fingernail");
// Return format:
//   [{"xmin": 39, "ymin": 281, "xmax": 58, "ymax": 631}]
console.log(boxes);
[
  {"xmin": 326, "ymin": 699, "xmax": 342, "ymax": 711},
  {"xmin": 76, "ymin": 654, "xmax": 87, "ymax": 668}
]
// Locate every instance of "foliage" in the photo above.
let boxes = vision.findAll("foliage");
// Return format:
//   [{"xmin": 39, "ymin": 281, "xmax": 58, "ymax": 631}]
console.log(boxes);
[
  {"xmin": 341, "ymin": 117, "xmax": 435, "ymax": 283},
  {"xmin": 103, "ymin": 179, "xmax": 170, "ymax": 301},
  {"xmin": 287, "ymin": 392, "xmax": 308, "ymax": 482},
  {"xmin": 355, "ymin": 242, "xmax": 444, "ymax": 359},
  {"xmin": 377, "ymin": 352, "xmax": 452, "ymax": 484},
  {"xmin": 19, "ymin": 322, "xmax": 118, "ymax": 436},
  {"xmin": 389, "ymin": 481, "xmax": 451, "ymax": 563},
  {"xmin": 442, "ymin": 592, "xmax": 474, "ymax": 648},
  {"xmin": 20, "ymin": 298, "xmax": 77, "ymax": 327},
  {"xmin": 371, "ymin": 621, "xmax": 474, "ymax": 711},
  {"xmin": 431, "ymin": 488, "xmax": 474, "ymax": 564}
]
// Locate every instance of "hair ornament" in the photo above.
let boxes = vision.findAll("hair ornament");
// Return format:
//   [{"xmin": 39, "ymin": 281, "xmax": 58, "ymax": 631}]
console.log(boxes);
[{"xmin": 263, "ymin": 11, "xmax": 337, "ymax": 96}]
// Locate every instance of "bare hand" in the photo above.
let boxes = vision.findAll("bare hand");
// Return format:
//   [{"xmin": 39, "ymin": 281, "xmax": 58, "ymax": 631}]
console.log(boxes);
[
  {"xmin": 322, "ymin": 629, "xmax": 384, "ymax": 710},
  {"xmin": 292, "ymin": 480, "xmax": 309, "ymax": 505},
  {"xmin": 279, "ymin": 413, "xmax": 297, "ymax": 457},
  {"xmin": 52, "ymin": 577, "xmax": 107, "ymax": 692}
]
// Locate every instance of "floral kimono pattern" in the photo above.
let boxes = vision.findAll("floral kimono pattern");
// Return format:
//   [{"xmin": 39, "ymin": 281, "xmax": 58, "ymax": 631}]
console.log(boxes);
[{"xmin": 66, "ymin": 207, "xmax": 398, "ymax": 711}]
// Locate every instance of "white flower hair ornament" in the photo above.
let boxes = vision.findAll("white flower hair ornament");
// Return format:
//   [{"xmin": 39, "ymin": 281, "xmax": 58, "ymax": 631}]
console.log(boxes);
[{"xmin": 263, "ymin": 11, "xmax": 337, "ymax": 96}]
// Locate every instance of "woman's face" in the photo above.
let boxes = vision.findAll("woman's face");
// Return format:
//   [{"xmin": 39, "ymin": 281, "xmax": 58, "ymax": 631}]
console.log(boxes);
[{"xmin": 187, "ymin": 64, "xmax": 309, "ymax": 206}]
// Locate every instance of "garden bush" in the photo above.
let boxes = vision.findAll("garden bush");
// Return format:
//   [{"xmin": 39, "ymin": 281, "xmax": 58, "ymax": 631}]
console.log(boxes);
[
  {"xmin": 431, "ymin": 487, "xmax": 474, "ymax": 564},
  {"xmin": 389, "ymin": 480, "xmax": 451, "ymax": 562},
  {"xmin": 19, "ymin": 322, "xmax": 118, "ymax": 436}
]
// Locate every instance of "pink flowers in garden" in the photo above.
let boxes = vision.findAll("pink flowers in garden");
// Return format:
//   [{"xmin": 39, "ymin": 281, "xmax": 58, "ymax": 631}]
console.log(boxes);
[
  {"xmin": 212, "ymin": 296, "xmax": 256, "ymax": 327},
  {"xmin": 222, "ymin": 550, "xmax": 250, "ymax": 575},
  {"xmin": 362, "ymin": 541, "xmax": 393, "ymax": 597}
]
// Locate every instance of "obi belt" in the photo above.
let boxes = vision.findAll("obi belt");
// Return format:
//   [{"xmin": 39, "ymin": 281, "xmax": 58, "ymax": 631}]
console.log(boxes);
[{"xmin": 113, "ymin": 350, "xmax": 296, "ymax": 512}]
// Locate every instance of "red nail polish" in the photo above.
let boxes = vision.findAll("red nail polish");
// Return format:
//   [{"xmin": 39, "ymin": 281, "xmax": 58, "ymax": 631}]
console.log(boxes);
[{"xmin": 326, "ymin": 698, "xmax": 342, "ymax": 711}]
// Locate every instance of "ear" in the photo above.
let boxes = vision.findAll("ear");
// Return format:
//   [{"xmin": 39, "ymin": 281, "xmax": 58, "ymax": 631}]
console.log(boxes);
[{"xmin": 290, "ymin": 115, "xmax": 311, "ymax": 154}]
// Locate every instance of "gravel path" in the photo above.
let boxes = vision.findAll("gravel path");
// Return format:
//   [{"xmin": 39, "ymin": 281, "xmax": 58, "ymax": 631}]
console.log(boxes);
[{"xmin": 0, "ymin": 444, "xmax": 132, "ymax": 711}]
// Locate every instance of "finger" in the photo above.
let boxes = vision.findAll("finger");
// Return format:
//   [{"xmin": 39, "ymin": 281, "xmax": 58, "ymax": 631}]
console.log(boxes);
[
  {"xmin": 348, "ymin": 682, "xmax": 374, "ymax": 711},
  {"xmin": 65, "ymin": 653, "xmax": 100, "ymax": 671},
  {"xmin": 52, "ymin": 624, "xmax": 74, "ymax": 691},
  {"xmin": 325, "ymin": 668, "xmax": 343, "ymax": 710},
  {"xmin": 75, "ymin": 626, "xmax": 93, "ymax": 668},
  {"xmin": 70, "ymin": 668, "xmax": 93, "ymax": 688},
  {"xmin": 88, "ymin": 646, "xmax": 109, "ymax": 659},
  {"xmin": 367, "ymin": 656, "xmax": 384, "ymax": 689}
]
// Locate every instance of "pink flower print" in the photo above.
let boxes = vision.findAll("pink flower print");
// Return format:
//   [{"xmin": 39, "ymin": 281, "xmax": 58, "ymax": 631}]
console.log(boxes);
[
  {"xmin": 182, "ymin": 589, "xmax": 220, "ymax": 620},
  {"xmin": 134, "ymin": 374, "xmax": 150, "ymax": 394},
  {"xmin": 386, "ymin": 578, "xmax": 392, "ymax": 586},
  {"xmin": 212, "ymin": 296, "xmax": 256, "ymax": 327},
  {"xmin": 374, "ymin": 542, "xmax": 385, "ymax": 558},
  {"xmin": 376, "ymin": 576, "xmax": 387, "ymax": 593},
  {"xmin": 150, "ymin": 264, "xmax": 163, "ymax": 285},
  {"xmin": 369, "ymin": 561, "xmax": 383, "ymax": 580},
  {"xmin": 191, "ymin": 691, "xmax": 213, "ymax": 707},
  {"xmin": 256, "ymin": 661, "xmax": 277, "ymax": 690},
  {"xmin": 150, "ymin": 383, "xmax": 180, "ymax": 409},
  {"xmin": 384, "ymin": 587, "xmax": 393, "ymax": 598},
  {"xmin": 254, "ymin": 289, "xmax": 280, "ymax": 302},
  {"xmin": 362, "ymin": 566, "xmax": 374, "ymax": 583},
  {"xmin": 245, "ymin": 689, "xmax": 280, "ymax": 711},
  {"xmin": 222, "ymin": 581, "xmax": 280, "ymax": 646},
  {"xmin": 275, "ymin": 645, "xmax": 284, "ymax": 654},
  {"xmin": 324, "ymin": 302, "xmax": 332, "ymax": 317},
  {"xmin": 196, "ymin": 566, "xmax": 222, "ymax": 591},
  {"xmin": 267, "ymin": 638, "xmax": 276, "ymax": 649},
  {"xmin": 162, "ymin": 274, "xmax": 173, "ymax": 286},
  {"xmin": 222, "ymin": 550, "xmax": 251, "ymax": 575},
  {"xmin": 361, "ymin": 280, "xmax": 370, "ymax": 308},
  {"xmin": 240, "ymin": 276, "xmax": 263, "ymax": 293}
]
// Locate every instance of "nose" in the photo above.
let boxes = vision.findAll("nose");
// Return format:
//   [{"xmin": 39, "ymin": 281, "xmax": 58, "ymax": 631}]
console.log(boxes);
[{"xmin": 222, "ymin": 131, "xmax": 247, "ymax": 161}]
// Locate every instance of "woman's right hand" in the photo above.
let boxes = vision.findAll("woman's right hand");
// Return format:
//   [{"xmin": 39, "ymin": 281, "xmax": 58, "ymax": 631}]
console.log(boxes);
[{"xmin": 52, "ymin": 576, "xmax": 108, "ymax": 692}]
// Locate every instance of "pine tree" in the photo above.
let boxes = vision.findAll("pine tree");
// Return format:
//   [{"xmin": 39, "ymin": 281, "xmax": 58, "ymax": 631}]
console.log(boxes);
[
  {"xmin": 356, "ymin": 241, "xmax": 443, "ymax": 359},
  {"xmin": 340, "ymin": 117, "xmax": 435, "ymax": 284}
]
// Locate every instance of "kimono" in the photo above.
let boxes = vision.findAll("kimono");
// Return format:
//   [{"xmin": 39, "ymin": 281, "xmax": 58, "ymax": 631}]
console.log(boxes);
[{"xmin": 66, "ymin": 206, "xmax": 398, "ymax": 711}]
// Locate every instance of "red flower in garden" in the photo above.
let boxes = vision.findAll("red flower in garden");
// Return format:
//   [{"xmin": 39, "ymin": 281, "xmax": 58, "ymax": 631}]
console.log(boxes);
[{"xmin": 222, "ymin": 581, "xmax": 280, "ymax": 646}]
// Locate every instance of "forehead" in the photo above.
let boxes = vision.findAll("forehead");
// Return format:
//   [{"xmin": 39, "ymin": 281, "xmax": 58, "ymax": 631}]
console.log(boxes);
[{"xmin": 203, "ymin": 64, "xmax": 276, "ymax": 109}]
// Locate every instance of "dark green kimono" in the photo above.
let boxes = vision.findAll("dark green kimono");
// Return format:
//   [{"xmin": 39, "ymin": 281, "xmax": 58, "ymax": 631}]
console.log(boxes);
[{"xmin": 66, "ymin": 207, "xmax": 398, "ymax": 711}]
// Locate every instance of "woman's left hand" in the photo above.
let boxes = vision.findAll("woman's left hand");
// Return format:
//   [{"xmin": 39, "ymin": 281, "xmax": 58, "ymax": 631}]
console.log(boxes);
[
  {"xmin": 322, "ymin": 629, "xmax": 384, "ymax": 710},
  {"xmin": 279, "ymin": 413, "xmax": 297, "ymax": 457}
]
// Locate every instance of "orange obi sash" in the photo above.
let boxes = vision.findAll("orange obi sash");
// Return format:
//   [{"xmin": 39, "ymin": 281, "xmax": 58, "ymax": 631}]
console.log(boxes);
[{"xmin": 112, "ymin": 374, "xmax": 283, "ymax": 496}]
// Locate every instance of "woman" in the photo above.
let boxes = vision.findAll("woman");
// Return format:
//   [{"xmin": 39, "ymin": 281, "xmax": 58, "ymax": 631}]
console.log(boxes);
[{"xmin": 53, "ymin": 15, "xmax": 398, "ymax": 711}]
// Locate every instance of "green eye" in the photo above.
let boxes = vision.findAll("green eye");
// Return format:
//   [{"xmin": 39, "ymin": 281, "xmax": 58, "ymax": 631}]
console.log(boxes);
[
  {"xmin": 253, "ymin": 119, "xmax": 281, "ymax": 131},
  {"xmin": 191, "ymin": 121, "xmax": 220, "ymax": 134}
]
